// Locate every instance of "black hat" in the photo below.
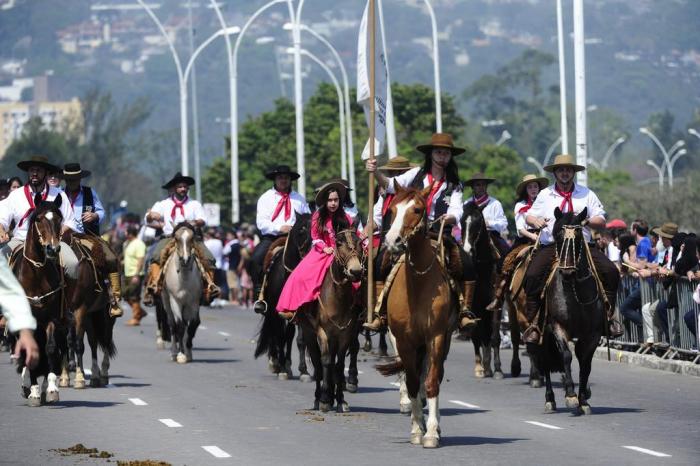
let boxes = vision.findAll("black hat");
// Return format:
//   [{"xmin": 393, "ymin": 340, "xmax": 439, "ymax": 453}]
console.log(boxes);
[
  {"xmin": 62, "ymin": 162, "xmax": 92, "ymax": 180},
  {"xmin": 265, "ymin": 165, "xmax": 300, "ymax": 181},
  {"xmin": 17, "ymin": 155, "xmax": 59, "ymax": 173},
  {"xmin": 162, "ymin": 172, "xmax": 195, "ymax": 190}
]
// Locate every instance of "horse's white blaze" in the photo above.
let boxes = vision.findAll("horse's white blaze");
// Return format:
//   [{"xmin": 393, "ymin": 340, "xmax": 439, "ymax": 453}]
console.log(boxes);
[
  {"xmin": 45, "ymin": 211, "xmax": 54, "ymax": 221},
  {"xmin": 384, "ymin": 199, "xmax": 415, "ymax": 248},
  {"xmin": 179, "ymin": 228, "xmax": 192, "ymax": 262},
  {"xmin": 462, "ymin": 215, "xmax": 473, "ymax": 254},
  {"xmin": 425, "ymin": 397, "xmax": 440, "ymax": 439}
]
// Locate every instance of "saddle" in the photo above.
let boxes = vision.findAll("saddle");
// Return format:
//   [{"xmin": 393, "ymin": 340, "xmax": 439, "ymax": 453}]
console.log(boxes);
[
  {"xmin": 71, "ymin": 233, "xmax": 107, "ymax": 270},
  {"xmin": 508, "ymin": 245, "xmax": 534, "ymax": 300},
  {"xmin": 263, "ymin": 237, "xmax": 288, "ymax": 272}
]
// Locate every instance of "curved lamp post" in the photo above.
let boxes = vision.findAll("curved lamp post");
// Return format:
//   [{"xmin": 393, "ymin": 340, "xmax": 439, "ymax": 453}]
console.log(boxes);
[
  {"xmin": 600, "ymin": 136, "xmax": 626, "ymax": 169},
  {"xmin": 639, "ymin": 127, "xmax": 685, "ymax": 188}
]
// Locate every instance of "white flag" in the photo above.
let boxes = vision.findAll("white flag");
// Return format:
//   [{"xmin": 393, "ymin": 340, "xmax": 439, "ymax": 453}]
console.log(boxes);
[{"xmin": 357, "ymin": 0, "xmax": 388, "ymax": 160}]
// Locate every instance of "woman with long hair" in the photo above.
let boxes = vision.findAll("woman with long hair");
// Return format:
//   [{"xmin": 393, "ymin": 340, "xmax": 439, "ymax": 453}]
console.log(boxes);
[{"xmin": 276, "ymin": 181, "xmax": 357, "ymax": 319}]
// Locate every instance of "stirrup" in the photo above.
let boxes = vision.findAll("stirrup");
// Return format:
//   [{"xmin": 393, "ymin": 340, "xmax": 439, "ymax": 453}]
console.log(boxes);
[
  {"xmin": 109, "ymin": 303, "xmax": 123, "ymax": 318},
  {"xmin": 363, "ymin": 315, "xmax": 386, "ymax": 332},
  {"xmin": 522, "ymin": 324, "xmax": 541, "ymax": 344},
  {"xmin": 253, "ymin": 299, "xmax": 268, "ymax": 314},
  {"xmin": 278, "ymin": 311, "xmax": 296, "ymax": 320}
]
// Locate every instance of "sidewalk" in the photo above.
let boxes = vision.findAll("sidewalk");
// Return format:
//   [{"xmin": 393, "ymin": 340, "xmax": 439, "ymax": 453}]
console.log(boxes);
[{"xmin": 594, "ymin": 346, "xmax": 700, "ymax": 377}]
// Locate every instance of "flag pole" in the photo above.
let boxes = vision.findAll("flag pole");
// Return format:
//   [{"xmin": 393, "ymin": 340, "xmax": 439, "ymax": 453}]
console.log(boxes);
[{"xmin": 366, "ymin": 0, "xmax": 376, "ymax": 324}]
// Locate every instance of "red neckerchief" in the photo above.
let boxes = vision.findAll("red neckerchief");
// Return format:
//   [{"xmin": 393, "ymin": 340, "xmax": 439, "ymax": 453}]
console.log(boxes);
[
  {"xmin": 555, "ymin": 184, "xmax": 574, "ymax": 213},
  {"xmin": 518, "ymin": 198, "xmax": 534, "ymax": 214},
  {"xmin": 170, "ymin": 195, "xmax": 188, "ymax": 220},
  {"xmin": 67, "ymin": 187, "xmax": 81, "ymax": 208},
  {"xmin": 18, "ymin": 185, "xmax": 48, "ymax": 228},
  {"xmin": 381, "ymin": 193, "xmax": 395, "ymax": 217},
  {"xmin": 425, "ymin": 173, "xmax": 445, "ymax": 214},
  {"xmin": 473, "ymin": 194, "xmax": 489, "ymax": 207},
  {"xmin": 271, "ymin": 190, "xmax": 291, "ymax": 222}
]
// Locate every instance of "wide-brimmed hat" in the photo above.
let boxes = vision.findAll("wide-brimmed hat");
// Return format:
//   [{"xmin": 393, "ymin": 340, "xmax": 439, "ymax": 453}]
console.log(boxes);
[
  {"xmin": 62, "ymin": 162, "xmax": 91, "ymax": 180},
  {"xmin": 265, "ymin": 164, "xmax": 300, "ymax": 181},
  {"xmin": 653, "ymin": 222, "xmax": 679, "ymax": 239},
  {"xmin": 330, "ymin": 178, "xmax": 353, "ymax": 191},
  {"xmin": 516, "ymin": 173, "xmax": 548, "ymax": 198},
  {"xmin": 314, "ymin": 181, "xmax": 347, "ymax": 207},
  {"xmin": 416, "ymin": 133, "xmax": 465, "ymax": 157},
  {"xmin": 544, "ymin": 154, "xmax": 585, "ymax": 173},
  {"xmin": 17, "ymin": 155, "xmax": 59, "ymax": 173},
  {"xmin": 379, "ymin": 156, "xmax": 417, "ymax": 172},
  {"xmin": 162, "ymin": 172, "xmax": 195, "ymax": 190},
  {"xmin": 464, "ymin": 172, "xmax": 495, "ymax": 187}
]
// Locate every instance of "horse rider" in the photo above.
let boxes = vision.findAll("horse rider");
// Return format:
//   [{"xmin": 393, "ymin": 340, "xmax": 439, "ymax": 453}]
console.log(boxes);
[
  {"xmin": 142, "ymin": 172, "xmax": 219, "ymax": 305},
  {"xmin": 364, "ymin": 133, "xmax": 478, "ymax": 331},
  {"xmin": 463, "ymin": 172, "xmax": 510, "ymax": 258},
  {"xmin": 251, "ymin": 165, "xmax": 311, "ymax": 314},
  {"xmin": 0, "ymin": 156, "xmax": 80, "ymax": 280},
  {"xmin": 61, "ymin": 163, "xmax": 124, "ymax": 318},
  {"xmin": 523, "ymin": 154, "xmax": 624, "ymax": 344},
  {"xmin": 486, "ymin": 173, "xmax": 548, "ymax": 312}
]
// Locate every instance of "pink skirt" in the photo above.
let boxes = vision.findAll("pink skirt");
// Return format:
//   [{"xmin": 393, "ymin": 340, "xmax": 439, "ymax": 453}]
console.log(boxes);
[{"xmin": 276, "ymin": 248, "xmax": 334, "ymax": 312}]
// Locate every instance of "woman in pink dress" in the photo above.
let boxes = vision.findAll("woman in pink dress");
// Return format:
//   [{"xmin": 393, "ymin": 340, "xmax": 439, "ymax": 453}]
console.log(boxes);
[{"xmin": 277, "ymin": 181, "xmax": 354, "ymax": 319}]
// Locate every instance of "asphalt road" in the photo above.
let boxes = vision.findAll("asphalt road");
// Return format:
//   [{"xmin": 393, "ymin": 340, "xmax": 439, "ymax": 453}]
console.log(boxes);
[{"xmin": 1, "ymin": 304, "xmax": 698, "ymax": 465}]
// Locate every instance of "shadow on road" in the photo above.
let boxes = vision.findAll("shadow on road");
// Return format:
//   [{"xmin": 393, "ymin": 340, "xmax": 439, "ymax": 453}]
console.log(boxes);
[
  {"xmin": 50, "ymin": 401, "xmax": 124, "ymax": 409},
  {"xmin": 346, "ymin": 406, "xmax": 400, "ymax": 414},
  {"xmin": 355, "ymin": 386, "xmax": 397, "ymax": 394},
  {"xmin": 188, "ymin": 358, "xmax": 240, "ymax": 364},
  {"xmin": 441, "ymin": 436, "xmax": 526, "ymax": 447},
  {"xmin": 110, "ymin": 383, "xmax": 151, "ymax": 388},
  {"xmin": 193, "ymin": 347, "xmax": 234, "ymax": 351},
  {"xmin": 577, "ymin": 406, "xmax": 645, "ymax": 415},
  {"xmin": 441, "ymin": 407, "xmax": 490, "ymax": 416}
]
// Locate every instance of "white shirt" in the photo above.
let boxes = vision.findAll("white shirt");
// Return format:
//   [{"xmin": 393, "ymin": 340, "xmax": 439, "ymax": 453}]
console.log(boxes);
[
  {"xmin": 152, "ymin": 195, "xmax": 206, "ymax": 236},
  {"xmin": 385, "ymin": 167, "xmax": 463, "ymax": 222},
  {"xmin": 0, "ymin": 255, "xmax": 35, "ymax": 332},
  {"xmin": 527, "ymin": 184, "xmax": 605, "ymax": 245},
  {"xmin": 0, "ymin": 185, "xmax": 77, "ymax": 240},
  {"xmin": 607, "ymin": 242, "xmax": 621, "ymax": 262},
  {"xmin": 468, "ymin": 196, "xmax": 508, "ymax": 234},
  {"xmin": 256, "ymin": 189, "xmax": 310, "ymax": 236},
  {"xmin": 344, "ymin": 205, "xmax": 363, "ymax": 230},
  {"xmin": 204, "ymin": 238, "xmax": 224, "ymax": 269},
  {"xmin": 64, "ymin": 186, "xmax": 105, "ymax": 234},
  {"xmin": 514, "ymin": 200, "xmax": 530, "ymax": 236}
]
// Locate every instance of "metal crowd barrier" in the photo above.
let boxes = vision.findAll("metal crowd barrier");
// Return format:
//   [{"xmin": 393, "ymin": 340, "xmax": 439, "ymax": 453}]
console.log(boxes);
[{"xmin": 610, "ymin": 275, "xmax": 699, "ymax": 364}]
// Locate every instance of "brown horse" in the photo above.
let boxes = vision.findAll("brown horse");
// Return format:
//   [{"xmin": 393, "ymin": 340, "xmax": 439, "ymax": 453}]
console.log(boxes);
[
  {"xmin": 376, "ymin": 183, "xmax": 458, "ymax": 449},
  {"xmin": 298, "ymin": 228, "xmax": 363, "ymax": 413},
  {"xmin": 13, "ymin": 195, "xmax": 67, "ymax": 406}
]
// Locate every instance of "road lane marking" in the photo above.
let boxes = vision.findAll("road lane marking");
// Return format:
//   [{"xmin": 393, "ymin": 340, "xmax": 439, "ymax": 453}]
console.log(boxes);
[
  {"xmin": 390, "ymin": 382, "xmax": 400, "ymax": 387},
  {"xmin": 129, "ymin": 398, "xmax": 148, "ymax": 406},
  {"xmin": 524, "ymin": 421, "xmax": 562, "ymax": 430},
  {"xmin": 622, "ymin": 446, "xmax": 671, "ymax": 458},
  {"xmin": 159, "ymin": 419, "xmax": 182, "ymax": 428},
  {"xmin": 344, "ymin": 368, "xmax": 364, "ymax": 375},
  {"xmin": 449, "ymin": 399, "xmax": 481, "ymax": 409},
  {"xmin": 218, "ymin": 331, "xmax": 231, "ymax": 337},
  {"xmin": 200, "ymin": 325, "xmax": 208, "ymax": 330},
  {"xmin": 202, "ymin": 446, "xmax": 231, "ymax": 458}
]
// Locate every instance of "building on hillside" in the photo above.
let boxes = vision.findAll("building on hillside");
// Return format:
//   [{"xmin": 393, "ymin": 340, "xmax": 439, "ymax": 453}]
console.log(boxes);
[{"xmin": 0, "ymin": 98, "xmax": 82, "ymax": 159}]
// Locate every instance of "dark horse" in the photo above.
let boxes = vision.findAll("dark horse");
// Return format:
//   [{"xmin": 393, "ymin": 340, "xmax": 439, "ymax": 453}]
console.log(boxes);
[
  {"xmin": 461, "ymin": 202, "xmax": 503, "ymax": 379},
  {"xmin": 13, "ymin": 195, "xmax": 67, "ymax": 406},
  {"xmin": 254, "ymin": 212, "xmax": 312, "ymax": 380},
  {"xmin": 298, "ymin": 228, "xmax": 363, "ymax": 413},
  {"xmin": 61, "ymin": 234, "xmax": 116, "ymax": 388},
  {"xmin": 532, "ymin": 207, "xmax": 603, "ymax": 415}
]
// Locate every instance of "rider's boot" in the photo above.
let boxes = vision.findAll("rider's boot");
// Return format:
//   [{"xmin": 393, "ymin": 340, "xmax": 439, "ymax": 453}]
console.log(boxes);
[
  {"xmin": 253, "ymin": 281, "xmax": 267, "ymax": 314},
  {"xmin": 486, "ymin": 277, "xmax": 507, "ymax": 312},
  {"xmin": 202, "ymin": 269, "xmax": 220, "ymax": 305},
  {"xmin": 108, "ymin": 272, "xmax": 123, "ymax": 318},
  {"xmin": 126, "ymin": 301, "xmax": 145, "ymax": 326},
  {"xmin": 142, "ymin": 263, "xmax": 161, "ymax": 306},
  {"xmin": 458, "ymin": 280, "xmax": 479, "ymax": 330},
  {"xmin": 522, "ymin": 296, "xmax": 542, "ymax": 344},
  {"xmin": 605, "ymin": 292, "xmax": 624, "ymax": 338},
  {"xmin": 278, "ymin": 310, "xmax": 296, "ymax": 320},
  {"xmin": 363, "ymin": 282, "xmax": 386, "ymax": 331}
]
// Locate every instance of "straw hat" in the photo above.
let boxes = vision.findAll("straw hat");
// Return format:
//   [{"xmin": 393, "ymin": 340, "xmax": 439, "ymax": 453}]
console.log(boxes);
[
  {"xmin": 17, "ymin": 155, "xmax": 59, "ymax": 173},
  {"xmin": 652, "ymin": 222, "xmax": 678, "ymax": 239},
  {"xmin": 378, "ymin": 156, "xmax": 417, "ymax": 172},
  {"xmin": 464, "ymin": 172, "xmax": 495, "ymax": 187},
  {"xmin": 515, "ymin": 173, "xmax": 548, "ymax": 198},
  {"xmin": 543, "ymin": 154, "xmax": 585, "ymax": 173},
  {"xmin": 314, "ymin": 181, "xmax": 347, "ymax": 207},
  {"xmin": 416, "ymin": 133, "xmax": 465, "ymax": 156}
]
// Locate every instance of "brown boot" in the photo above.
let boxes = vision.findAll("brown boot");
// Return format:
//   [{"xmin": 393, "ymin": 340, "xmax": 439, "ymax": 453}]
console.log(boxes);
[
  {"xmin": 522, "ymin": 296, "xmax": 542, "ymax": 344},
  {"xmin": 604, "ymin": 292, "xmax": 624, "ymax": 338},
  {"xmin": 142, "ymin": 263, "xmax": 161, "ymax": 306},
  {"xmin": 202, "ymin": 269, "xmax": 220, "ymax": 305},
  {"xmin": 278, "ymin": 311, "xmax": 296, "ymax": 320},
  {"xmin": 459, "ymin": 281, "xmax": 479, "ymax": 329},
  {"xmin": 108, "ymin": 272, "xmax": 123, "ymax": 318},
  {"xmin": 126, "ymin": 301, "xmax": 146, "ymax": 326},
  {"xmin": 363, "ymin": 282, "xmax": 386, "ymax": 331},
  {"xmin": 486, "ymin": 278, "xmax": 507, "ymax": 312}
]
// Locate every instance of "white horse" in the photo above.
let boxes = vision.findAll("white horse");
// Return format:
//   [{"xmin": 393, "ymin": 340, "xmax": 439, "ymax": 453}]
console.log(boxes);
[{"xmin": 161, "ymin": 224, "xmax": 203, "ymax": 364}]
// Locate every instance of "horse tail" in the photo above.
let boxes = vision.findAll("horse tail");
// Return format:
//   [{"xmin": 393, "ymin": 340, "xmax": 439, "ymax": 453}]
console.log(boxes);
[
  {"xmin": 375, "ymin": 358, "xmax": 404, "ymax": 376},
  {"xmin": 92, "ymin": 307, "xmax": 117, "ymax": 359},
  {"xmin": 254, "ymin": 254, "xmax": 286, "ymax": 360},
  {"xmin": 254, "ymin": 308, "xmax": 281, "ymax": 359}
]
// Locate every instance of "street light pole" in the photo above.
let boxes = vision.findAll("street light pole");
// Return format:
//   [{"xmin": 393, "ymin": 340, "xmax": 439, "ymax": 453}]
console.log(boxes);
[
  {"xmin": 543, "ymin": 136, "xmax": 562, "ymax": 168},
  {"xmin": 689, "ymin": 128, "xmax": 700, "ymax": 141},
  {"xmin": 639, "ymin": 127, "xmax": 685, "ymax": 188},
  {"xmin": 646, "ymin": 160, "xmax": 664, "ymax": 191},
  {"xmin": 572, "ymin": 0, "xmax": 588, "ymax": 186},
  {"xmin": 556, "ymin": 0, "xmax": 569, "ymax": 154},
  {"xmin": 187, "ymin": 0, "xmax": 202, "ymax": 201},
  {"xmin": 293, "ymin": 0, "xmax": 307, "ymax": 196},
  {"xmin": 601, "ymin": 136, "xmax": 626, "ymax": 169},
  {"xmin": 422, "ymin": 0, "xmax": 441, "ymax": 132},
  {"xmin": 527, "ymin": 157, "xmax": 545, "ymax": 176}
]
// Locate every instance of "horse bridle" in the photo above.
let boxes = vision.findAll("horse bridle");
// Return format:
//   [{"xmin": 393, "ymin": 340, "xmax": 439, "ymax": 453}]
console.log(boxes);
[
  {"xmin": 24, "ymin": 215, "xmax": 61, "ymax": 268},
  {"xmin": 329, "ymin": 229, "xmax": 362, "ymax": 285},
  {"xmin": 555, "ymin": 224, "xmax": 598, "ymax": 305}
]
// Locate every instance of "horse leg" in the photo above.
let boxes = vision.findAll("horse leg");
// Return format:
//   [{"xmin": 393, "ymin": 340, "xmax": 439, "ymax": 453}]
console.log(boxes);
[
  {"xmin": 304, "ymin": 328, "xmax": 323, "ymax": 410},
  {"xmin": 44, "ymin": 322, "xmax": 60, "ymax": 403},
  {"xmin": 73, "ymin": 308, "xmax": 87, "ymax": 389},
  {"xmin": 335, "ymin": 350, "xmax": 350, "ymax": 413},
  {"xmin": 175, "ymin": 318, "xmax": 187, "ymax": 364},
  {"xmin": 574, "ymin": 338, "xmax": 596, "ymax": 415},
  {"xmin": 296, "ymin": 327, "xmax": 312, "ymax": 382},
  {"xmin": 378, "ymin": 328, "xmax": 388, "ymax": 357},
  {"xmin": 362, "ymin": 328, "xmax": 372, "ymax": 352},
  {"xmin": 317, "ymin": 327, "xmax": 333, "ymax": 412},
  {"xmin": 86, "ymin": 320, "xmax": 102, "ymax": 388},
  {"xmin": 59, "ymin": 355, "xmax": 70, "ymax": 388},
  {"xmin": 422, "ymin": 334, "xmax": 446, "ymax": 449},
  {"xmin": 543, "ymin": 367, "xmax": 556, "ymax": 413},
  {"xmin": 184, "ymin": 314, "xmax": 199, "ymax": 363},
  {"xmin": 491, "ymin": 310, "xmax": 503, "ymax": 379},
  {"xmin": 345, "ymin": 334, "xmax": 359, "ymax": 393},
  {"xmin": 278, "ymin": 322, "xmax": 294, "ymax": 380},
  {"xmin": 27, "ymin": 369, "xmax": 42, "ymax": 407},
  {"xmin": 473, "ymin": 339, "xmax": 485, "ymax": 378},
  {"xmin": 169, "ymin": 318, "xmax": 179, "ymax": 362},
  {"xmin": 67, "ymin": 325, "xmax": 76, "ymax": 372},
  {"xmin": 552, "ymin": 328, "xmax": 577, "ymax": 409},
  {"xmin": 508, "ymin": 300, "xmax": 522, "ymax": 378},
  {"xmin": 402, "ymin": 351, "xmax": 425, "ymax": 446}
]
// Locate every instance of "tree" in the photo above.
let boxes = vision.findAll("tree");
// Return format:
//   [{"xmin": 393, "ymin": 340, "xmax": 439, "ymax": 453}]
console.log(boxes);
[{"xmin": 1, "ymin": 116, "xmax": 77, "ymax": 175}]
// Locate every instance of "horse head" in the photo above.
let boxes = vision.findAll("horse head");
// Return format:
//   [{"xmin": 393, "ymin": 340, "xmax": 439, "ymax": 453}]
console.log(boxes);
[
  {"xmin": 29, "ymin": 194, "xmax": 64, "ymax": 261},
  {"xmin": 334, "ymin": 229, "xmax": 364, "ymax": 282},
  {"xmin": 553, "ymin": 207, "xmax": 588, "ymax": 277},
  {"xmin": 384, "ymin": 180, "xmax": 431, "ymax": 254},
  {"xmin": 460, "ymin": 201, "xmax": 486, "ymax": 256},
  {"xmin": 173, "ymin": 222, "xmax": 196, "ymax": 271}
]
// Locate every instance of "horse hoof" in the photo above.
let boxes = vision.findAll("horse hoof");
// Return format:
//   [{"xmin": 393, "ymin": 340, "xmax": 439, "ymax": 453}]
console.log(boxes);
[
  {"xmin": 156, "ymin": 339, "xmax": 166, "ymax": 350},
  {"xmin": 341, "ymin": 402, "xmax": 350, "ymax": 413},
  {"xmin": 58, "ymin": 377, "xmax": 70, "ymax": 388},
  {"xmin": 565, "ymin": 396, "xmax": 579, "ymax": 409},
  {"xmin": 21, "ymin": 386, "xmax": 30, "ymax": 399},
  {"xmin": 45, "ymin": 390, "xmax": 59, "ymax": 403},
  {"xmin": 511, "ymin": 366, "xmax": 522, "ymax": 378},
  {"xmin": 493, "ymin": 371, "xmax": 504, "ymax": 380},
  {"xmin": 474, "ymin": 369, "xmax": 485, "ymax": 379},
  {"xmin": 400, "ymin": 403, "xmax": 412, "ymax": 415},
  {"xmin": 299, "ymin": 373, "xmax": 312, "ymax": 383},
  {"xmin": 578, "ymin": 404, "xmax": 592, "ymax": 416},
  {"xmin": 176, "ymin": 353, "xmax": 188, "ymax": 364},
  {"xmin": 483, "ymin": 369, "xmax": 493, "ymax": 378},
  {"xmin": 346, "ymin": 383, "xmax": 358, "ymax": 393},
  {"xmin": 73, "ymin": 379, "xmax": 86, "ymax": 389},
  {"xmin": 90, "ymin": 378, "xmax": 101, "ymax": 388},
  {"xmin": 410, "ymin": 433, "xmax": 423, "ymax": 445},
  {"xmin": 278, "ymin": 372, "xmax": 289, "ymax": 381},
  {"xmin": 68, "ymin": 361, "xmax": 76, "ymax": 372},
  {"xmin": 313, "ymin": 400, "xmax": 320, "ymax": 411},
  {"xmin": 362, "ymin": 341, "xmax": 372, "ymax": 352},
  {"xmin": 27, "ymin": 396, "xmax": 42, "ymax": 407},
  {"xmin": 544, "ymin": 401, "xmax": 557, "ymax": 413},
  {"xmin": 530, "ymin": 379, "xmax": 542, "ymax": 389},
  {"xmin": 319, "ymin": 402, "xmax": 331, "ymax": 413},
  {"xmin": 100, "ymin": 376, "xmax": 109, "ymax": 386},
  {"xmin": 422, "ymin": 436, "xmax": 440, "ymax": 449}
]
